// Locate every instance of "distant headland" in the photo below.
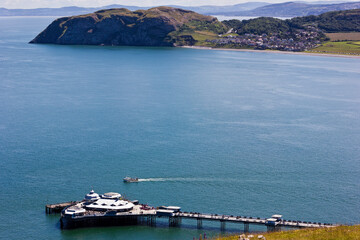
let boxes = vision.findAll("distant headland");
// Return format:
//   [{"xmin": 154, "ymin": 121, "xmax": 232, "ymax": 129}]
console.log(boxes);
[
  {"xmin": 30, "ymin": 7, "xmax": 360, "ymax": 55},
  {"xmin": 3, "ymin": 1, "xmax": 360, "ymax": 17}
]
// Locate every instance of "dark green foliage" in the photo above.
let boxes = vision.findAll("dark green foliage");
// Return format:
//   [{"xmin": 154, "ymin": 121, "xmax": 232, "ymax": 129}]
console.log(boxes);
[
  {"xmin": 236, "ymin": 17, "xmax": 290, "ymax": 35},
  {"xmin": 289, "ymin": 9, "xmax": 360, "ymax": 32},
  {"xmin": 223, "ymin": 9, "xmax": 360, "ymax": 35},
  {"xmin": 222, "ymin": 19, "xmax": 242, "ymax": 29}
]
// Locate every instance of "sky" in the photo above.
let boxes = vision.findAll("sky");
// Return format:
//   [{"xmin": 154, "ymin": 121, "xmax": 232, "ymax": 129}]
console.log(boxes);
[{"xmin": 1, "ymin": 0, "xmax": 357, "ymax": 9}]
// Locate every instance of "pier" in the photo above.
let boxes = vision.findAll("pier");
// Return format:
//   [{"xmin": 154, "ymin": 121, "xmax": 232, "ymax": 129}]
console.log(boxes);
[
  {"xmin": 48, "ymin": 202, "xmax": 336, "ymax": 231},
  {"xmin": 48, "ymin": 190, "xmax": 337, "ymax": 231}
]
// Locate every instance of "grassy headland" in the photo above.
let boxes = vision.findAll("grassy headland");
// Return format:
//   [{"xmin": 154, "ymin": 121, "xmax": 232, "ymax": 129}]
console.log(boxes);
[{"xmin": 213, "ymin": 225, "xmax": 360, "ymax": 240}]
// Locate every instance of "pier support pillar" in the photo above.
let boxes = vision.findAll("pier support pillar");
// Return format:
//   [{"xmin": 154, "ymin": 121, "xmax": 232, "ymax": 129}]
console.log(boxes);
[
  {"xmin": 197, "ymin": 218, "xmax": 203, "ymax": 229},
  {"xmin": 267, "ymin": 225, "xmax": 274, "ymax": 232},
  {"xmin": 244, "ymin": 223, "xmax": 249, "ymax": 233},
  {"xmin": 152, "ymin": 216, "xmax": 156, "ymax": 226},
  {"xmin": 220, "ymin": 221, "xmax": 226, "ymax": 231},
  {"xmin": 169, "ymin": 217, "xmax": 180, "ymax": 227},
  {"xmin": 147, "ymin": 216, "xmax": 156, "ymax": 227},
  {"xmin": 266, "ymin": 224, "xmax": 281, "ymax": 232},
  {"xmin": 45, "ymin": 206, "xmax": 52, "ymax": 214}
]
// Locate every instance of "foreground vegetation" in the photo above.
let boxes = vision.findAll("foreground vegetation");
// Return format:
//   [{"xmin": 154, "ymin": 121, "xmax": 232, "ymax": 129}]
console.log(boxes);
[{"xmin": 213, "ymin": 225, "xmax": 360, "ymax": 240}]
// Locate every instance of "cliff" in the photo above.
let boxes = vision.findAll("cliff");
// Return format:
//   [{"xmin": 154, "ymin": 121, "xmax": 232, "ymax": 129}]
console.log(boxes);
[{"xmin": 29, "ymin": 7, "xmax": 226, "ymax": 47}]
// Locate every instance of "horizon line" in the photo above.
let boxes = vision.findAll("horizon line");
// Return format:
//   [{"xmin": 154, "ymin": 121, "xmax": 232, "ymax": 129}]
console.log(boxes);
[{"xmin": 1, "ymin": 0, "xmax": 359, "ymax": 10}]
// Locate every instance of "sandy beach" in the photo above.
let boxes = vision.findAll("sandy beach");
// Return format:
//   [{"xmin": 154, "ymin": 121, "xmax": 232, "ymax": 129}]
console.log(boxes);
[{"xmin": 181, "ymin": 46, "xmax": 360, "ymax": 59}]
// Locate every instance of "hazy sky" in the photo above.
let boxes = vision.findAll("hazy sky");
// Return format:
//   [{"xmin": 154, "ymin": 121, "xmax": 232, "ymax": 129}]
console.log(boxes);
[{"xmin": 1, "ymin": 0, "xmax": 357, "ymax": 9}]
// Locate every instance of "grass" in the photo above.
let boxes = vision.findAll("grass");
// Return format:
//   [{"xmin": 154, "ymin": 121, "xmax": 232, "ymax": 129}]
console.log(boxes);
[
  {"xmin": 213, "ymin": 225, "xmax": 360, "ymax": 240},
  {"xmin": 192, "ymin": 31, "xmax": 218, "ymax": 45},
  {"xmin": 326, "ymin": 32, "xmax": 360, "ymax": 41},
  {"xmin": 307, "ymin": 41, "xmax": 360, "ymax": 55},
  {"xmin": 169, "ymin": 30, "xmax": 220, "ymax": 46}
]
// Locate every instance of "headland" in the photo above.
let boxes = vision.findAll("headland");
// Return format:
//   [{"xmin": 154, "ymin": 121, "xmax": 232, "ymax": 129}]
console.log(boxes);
[{"xmin": 29, "ymin": 7, "xmax": 360, "ymax": 57}]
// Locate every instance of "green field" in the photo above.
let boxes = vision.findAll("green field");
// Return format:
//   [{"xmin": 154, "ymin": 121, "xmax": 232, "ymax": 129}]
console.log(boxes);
[
  {"xmin": 213, "ymin": 225, "xmax": 360, "ymax": 240},
  {"xmin": 326, "ymin": 32, "xmax": 360, "ymax": 41},
  {"xmin": 308, "ymin": 41, "xmax": 360, "ymax": 55}
]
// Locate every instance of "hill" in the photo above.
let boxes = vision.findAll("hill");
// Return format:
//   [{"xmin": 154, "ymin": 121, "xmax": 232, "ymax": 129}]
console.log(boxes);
[
  {"xmin": 223, "ymin": 9, "xmax": 360, "ymax": 35},
  {"xmin": 0, "ymin": 5, "xmax": 143, "ymax": 16},
  {"xmin": 3, "ymin": 1, "xmax": 359, "ymax": 17},
  {"xmin": 29, "ymin": 7, "xmax": 227, "ymax": 47},
  {"xmin": 290, "ymin": 9, "xmax": 360, "ymax": 32},
  {"xmin": 0, "ymin": 2, "xmax": 269, "ymax": 17},
  {"xmin": 223, "ymin": 1, "xmax": 360, "ymax": 17}
]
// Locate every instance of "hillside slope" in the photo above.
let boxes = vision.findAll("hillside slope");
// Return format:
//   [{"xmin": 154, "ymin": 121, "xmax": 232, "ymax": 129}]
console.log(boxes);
[
  {"xmin": 290, "ymin": 9, "xmax": 360, "ymax": 32},
  {"xmin": 223, "ymin": 9, "xmax": 360, "ymax": 35}
]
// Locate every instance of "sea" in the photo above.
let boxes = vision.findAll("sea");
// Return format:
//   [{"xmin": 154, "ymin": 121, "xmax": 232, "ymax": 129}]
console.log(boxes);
[
  {"xmin": 0, "ymin": 17, "xmax": 359, "ymax": 240},
  {"xmin": 213, "ymin": 15, "xmax": 291, "ymax": 21}
]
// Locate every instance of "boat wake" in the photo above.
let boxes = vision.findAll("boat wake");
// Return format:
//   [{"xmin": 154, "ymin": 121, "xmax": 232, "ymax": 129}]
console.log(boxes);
[
  {"xmin": 137, "ymin": 178, "xmax": 167, "ymax": 182},
  {"xmin": 137, "ymin": 177, "xmax": 226, "ymax": 182}
]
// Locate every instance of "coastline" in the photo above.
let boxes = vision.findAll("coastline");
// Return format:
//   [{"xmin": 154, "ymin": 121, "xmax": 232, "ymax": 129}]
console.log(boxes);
[{"xmin": 181, "ymin": 46, "xmax": 360, "ymax": 59}]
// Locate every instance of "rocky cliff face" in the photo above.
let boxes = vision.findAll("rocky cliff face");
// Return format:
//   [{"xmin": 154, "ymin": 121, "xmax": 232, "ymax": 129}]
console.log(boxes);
[{"xmin": 30, "ymin": 7, "xmax": 222, "ymax": 46}]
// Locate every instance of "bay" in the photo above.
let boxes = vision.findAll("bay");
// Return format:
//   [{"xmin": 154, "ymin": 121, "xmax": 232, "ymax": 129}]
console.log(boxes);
[{"xmin": 0, "ymin": 17, "xmax": 359, "ymax": 240}]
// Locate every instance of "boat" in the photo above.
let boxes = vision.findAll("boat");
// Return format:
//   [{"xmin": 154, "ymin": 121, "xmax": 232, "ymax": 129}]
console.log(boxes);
[{"xmin": 123, "ymin": 177, "xmax": 139, "ymax": 183}]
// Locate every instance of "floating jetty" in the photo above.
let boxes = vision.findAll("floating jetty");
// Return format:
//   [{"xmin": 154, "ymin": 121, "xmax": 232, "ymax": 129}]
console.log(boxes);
[{"xmin": 48, "ymin": 190, "xmax": 338, "ymax": 232}]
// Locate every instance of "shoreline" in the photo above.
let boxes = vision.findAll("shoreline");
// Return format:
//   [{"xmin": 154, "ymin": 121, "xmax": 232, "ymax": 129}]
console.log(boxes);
[{"xmin": 180, "ymin": 46, "xmax": 360, "ymax": 59}]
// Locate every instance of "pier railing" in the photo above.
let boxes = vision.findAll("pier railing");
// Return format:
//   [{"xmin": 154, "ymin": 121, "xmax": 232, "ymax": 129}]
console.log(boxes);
[{"xmin": 174, "ymin": 212, "xmax": 336, "ymax": 230}]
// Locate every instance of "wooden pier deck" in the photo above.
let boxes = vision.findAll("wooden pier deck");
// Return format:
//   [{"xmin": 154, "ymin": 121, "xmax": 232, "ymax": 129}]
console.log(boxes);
[
  {"xmin": 45, "ymin": 201, "xmax": 79, "ymax": 214},
  {"xmin": 174, "ymin": 212, "xmax": 336, "ymax": 231}
]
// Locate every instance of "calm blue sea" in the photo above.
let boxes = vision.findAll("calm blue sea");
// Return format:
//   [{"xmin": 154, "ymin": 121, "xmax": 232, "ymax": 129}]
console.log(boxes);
[{"xmin": 0, "ymin": 17, "xmax": 359, "ymax": 240}]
